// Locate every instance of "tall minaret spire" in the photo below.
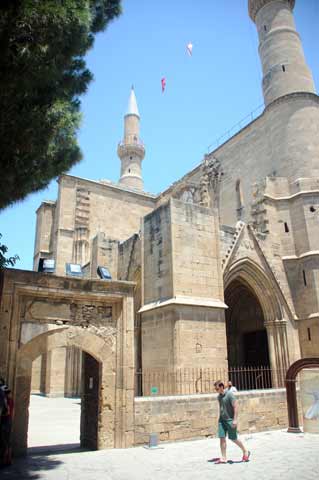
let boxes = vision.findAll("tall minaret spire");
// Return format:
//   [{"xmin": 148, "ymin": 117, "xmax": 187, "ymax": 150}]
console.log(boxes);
[
  {"xmin": 118, "ymin": 86, "xmax": 145, "ymax": 190},
  {"xmin": 249, "ymin": 0, "xmax": 316, "ymax": 106}
]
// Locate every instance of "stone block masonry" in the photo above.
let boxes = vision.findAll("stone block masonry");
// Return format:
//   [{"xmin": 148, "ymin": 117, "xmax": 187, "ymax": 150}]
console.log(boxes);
[{"xmin": 134, "ymin": 389, "xmax": 301, "ymax": 445}]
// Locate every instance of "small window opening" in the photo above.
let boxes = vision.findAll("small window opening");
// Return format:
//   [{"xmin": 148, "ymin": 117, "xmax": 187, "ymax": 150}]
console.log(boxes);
[
  {"xmin": 264, "ymin": 25, "xmax": 267, "ymax": 32},
  {"xmin": 307, "ymin": 327, "xmax": 311, "ymax": 341},
  {"xmin": 128, "ymin": 169, "xmax": 131, "ymax": 173},
  {"xmin": 282, "ymin": 65, "xmax": 286, "ymax": 72},
  {"xmin": 235, "ymin": 179, "xmax": 244, "ymax": 220},
  {"xmin": 303, "ymin": 269, "xmax": 307, "ymax": 286},
  {"xmin": 310, "ymin": 206, "xmax": 316, "ymax": 213},
  {"xmin": 129, "ymin": 156, "xmax": 133, "ymax": 160},
  {"xmin": 284, "ymin": 222, "xmax": 289, "ymax": 233}
]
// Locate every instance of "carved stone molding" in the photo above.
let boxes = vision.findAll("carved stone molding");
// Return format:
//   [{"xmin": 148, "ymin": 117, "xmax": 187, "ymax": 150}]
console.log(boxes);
[
  {"xmin": 248, "ymin": 0, "xmax": 295, "ymax": 21},
  {"xmin": 22, "ymin": 298, "xmax": 114, "ymax": 332},
  {"xmin": 69, "ymin": 303, "xmax": 113, "ymax": 328},
  {"xmin": 199, "ymin": 155, "xmax": 224, "ymax": 208},
  {"xmin": 251, "ymin": 180, "xmax": 269, "ymax": 235}
]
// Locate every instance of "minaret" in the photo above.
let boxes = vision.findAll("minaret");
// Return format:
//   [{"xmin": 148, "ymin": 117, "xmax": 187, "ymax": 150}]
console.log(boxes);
[
  {"xmin": 118, "ymin": 87, "xmax": 145, "ymax": 190},
  {"xmin": 249, "ymin": 0, "xmax": 316, "ymax": 106}
]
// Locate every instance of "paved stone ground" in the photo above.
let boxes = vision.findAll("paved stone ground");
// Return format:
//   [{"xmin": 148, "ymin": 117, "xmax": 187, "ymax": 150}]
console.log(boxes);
[
  {"xmin": 2, "ymin": 396, "xmax": 319, "ymax": 479},
  {"xmin": 2, "ymin": 430, "xmax": 319, "ymax": 480},
  {"xmin": 28, "ymin": 395, "xmax": 81, "ymax": 448}
]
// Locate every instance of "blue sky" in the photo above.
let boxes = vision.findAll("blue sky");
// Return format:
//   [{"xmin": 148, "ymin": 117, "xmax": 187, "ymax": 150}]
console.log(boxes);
[{"xmin": 1, "ymin": 0, "xmax": 318, "ymax": 270}]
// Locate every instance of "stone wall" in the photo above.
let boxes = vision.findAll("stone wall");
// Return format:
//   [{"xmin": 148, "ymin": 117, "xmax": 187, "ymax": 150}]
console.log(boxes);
[
  {"xmin": 134, "ymin": 389, "xmax": 295, "ymax": 445},
  {"xmin": 157, "ymin": 94, "xmax": 319, "ymax": 229},
  {"xmin": 142, "ymin": 201, "xmax": 173, "ymax": 304},
  {"xmin": 36, "ymin": 175, "xmax": 156, "ymax": 277},
  {"xmin": 171, "ymin": 199, "xmax": 222, "ymax": 300},
  {"xmin": 141, "ymin": 199, "xmax": 228, "ymax": 371}
]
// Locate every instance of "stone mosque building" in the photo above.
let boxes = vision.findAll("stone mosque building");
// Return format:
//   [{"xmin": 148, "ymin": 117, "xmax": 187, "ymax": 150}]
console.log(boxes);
[
  {"xmin": 1, "ymin": 0, "xmax": 319, "ymax": 452},
  {"xmin": 30, "ymin": 0, "xmax": 319, "ymax": 396}
]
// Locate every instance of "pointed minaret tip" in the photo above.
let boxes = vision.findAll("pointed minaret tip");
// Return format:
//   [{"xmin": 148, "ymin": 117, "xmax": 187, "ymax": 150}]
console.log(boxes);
[{"xmin": 126, "ymin": 86, "xmax": 140, "ymax": 117}]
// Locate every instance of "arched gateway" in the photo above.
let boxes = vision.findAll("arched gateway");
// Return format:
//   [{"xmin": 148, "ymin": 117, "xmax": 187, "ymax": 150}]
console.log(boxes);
[
  {"xmin": 0, "ymin": 269, "xmax": 136, "ymax": 455},
  {"xmin": 224, "ymin": 258, "xmax": 299, "ymax": 386},
  {"xmin": 15, "ymin": 328, "xmax": 107, "ymax": 453}
]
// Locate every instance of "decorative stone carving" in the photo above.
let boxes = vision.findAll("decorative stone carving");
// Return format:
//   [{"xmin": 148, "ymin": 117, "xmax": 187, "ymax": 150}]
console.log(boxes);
[
  {"xmin": 251, "ymin": 180, "xmax": 269, "ymax": 236},
  {"xmin": 248, "ymin": 0, "xmax": 295, "ymax": 21},
  {"xmin": 200, "ymin": 155, "xmax": 224, "ymax": 208},
  {"xmin": 173, "ymin": 183, "xmax": 201, "ymax": 205},
  {"xmin": 69, "ymin": 304, "xmax": 113, "ymax": 328},
  {"xmin": 243, "ymin": 240, "xmax": 254, "ymax": 251},
  {"xmin": 21, "ymin": 298, "xmax": 114, "ymax": 334},
  {"xmin": 73, "ymin": 187, "xmax": 91, "ymax": 265}
]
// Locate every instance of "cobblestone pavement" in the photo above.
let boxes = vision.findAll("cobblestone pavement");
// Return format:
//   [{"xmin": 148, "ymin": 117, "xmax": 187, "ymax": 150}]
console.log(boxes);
[{"xmin": 2, "ymin": 429, "xmax": 319, "ymax": 480}]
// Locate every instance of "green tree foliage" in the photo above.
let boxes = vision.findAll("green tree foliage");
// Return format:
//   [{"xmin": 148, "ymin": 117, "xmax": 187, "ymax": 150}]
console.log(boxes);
[
  {"xmin": 0, "ymin": 0, "xmax": 121, "ymax": 210},
  {"xmin": 0, "ymin": 234, "xmax": 19, "ymax": 269}
]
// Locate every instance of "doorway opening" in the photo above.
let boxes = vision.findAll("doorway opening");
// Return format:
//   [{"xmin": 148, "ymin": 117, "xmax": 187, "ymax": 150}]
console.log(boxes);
[
  {"xmin": 224, "ymin": 279, "xmax": 271, "ymax": 389},
  {"xmin": 28, "ymin": 348, "xmax": 101, "ymax": 453}
]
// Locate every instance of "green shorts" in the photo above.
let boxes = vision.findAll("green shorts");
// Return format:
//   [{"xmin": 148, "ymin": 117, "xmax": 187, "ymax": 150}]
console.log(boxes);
[{"xmin": 218, "ymin": 419, "xmax": 238, "ymax": 440}]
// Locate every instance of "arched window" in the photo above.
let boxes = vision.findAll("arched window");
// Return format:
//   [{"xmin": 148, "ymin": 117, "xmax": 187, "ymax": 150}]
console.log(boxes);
[{"xmin": 236, "ymin": 179, "xmax": 244, "ymax": 219}]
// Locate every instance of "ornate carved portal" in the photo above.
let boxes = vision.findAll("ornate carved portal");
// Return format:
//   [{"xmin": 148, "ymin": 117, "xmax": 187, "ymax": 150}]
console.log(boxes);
[{"xmin": 0, "ymin": 270, "xmax": 135, "ymax": 455}]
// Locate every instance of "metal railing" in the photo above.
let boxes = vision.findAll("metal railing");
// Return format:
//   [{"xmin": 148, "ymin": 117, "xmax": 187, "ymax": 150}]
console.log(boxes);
[
  {"xmin": 118, "ymin": 135, "xmax": 144, "ymax": 148},
  {"xmin": 207, "ymin": 104, "xmax": 264, "ymax": 153},
  {"xmin": 135, "ymin": 365, "xmax": 286, "ymax": 397}
]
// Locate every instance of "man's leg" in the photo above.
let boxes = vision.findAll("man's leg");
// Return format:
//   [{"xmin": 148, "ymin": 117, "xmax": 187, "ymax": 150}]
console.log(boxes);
[
  {"xmin": 231, "ymin": 438, "xmax": 248, "ymax": 456},
  {"xmin": 220, "ymin": 437, "xmax": 227, "ymax": 462},
  {"xmin": 227, "ymin": 421, "xmax": 250, "ymax": 460},
  {"xmin": 217, "ymin": 421, "xmax": 227, "ymax": 462}
]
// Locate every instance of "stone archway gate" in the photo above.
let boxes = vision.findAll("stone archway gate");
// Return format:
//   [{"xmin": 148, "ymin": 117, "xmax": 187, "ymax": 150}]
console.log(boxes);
[
  {"xmin": 286, "ymin": 357, "xmax": 319, "ymax": 433},
  {"xmin": 0, "ymin": 269, "xmax": 135, "ymax": 455}
]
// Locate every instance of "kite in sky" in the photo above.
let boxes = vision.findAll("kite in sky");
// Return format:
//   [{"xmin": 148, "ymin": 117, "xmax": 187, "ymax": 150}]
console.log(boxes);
[
  {"xmin": 160, "ymin": 42, "xmax": 193, "ymax": 94},
  {"xmin": 187, "ymin": 42, "xmax": 193, "ymax": 56},
  {"xmin": 161, "ymin": 77, "xmax": 166, "ymax": 93}
]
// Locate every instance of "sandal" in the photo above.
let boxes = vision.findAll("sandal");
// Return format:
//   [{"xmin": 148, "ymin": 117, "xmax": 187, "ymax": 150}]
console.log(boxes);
[
  {"xmin": 215, "ymin": 459, "xmax": 227, "ymax": 464},
  {"xmin": 242, "ymin": 451, "xmax": 251, "ymax": 462}
]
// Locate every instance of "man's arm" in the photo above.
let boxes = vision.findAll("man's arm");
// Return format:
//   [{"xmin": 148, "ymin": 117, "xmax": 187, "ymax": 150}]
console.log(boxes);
[{"xmin": 232, "ymin": 399, "xmax": 238, "ymax": 427}]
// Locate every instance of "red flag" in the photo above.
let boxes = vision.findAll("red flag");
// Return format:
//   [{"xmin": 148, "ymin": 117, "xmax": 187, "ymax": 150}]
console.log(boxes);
[{"xmin": 161, "ymin": 77, "xmax": 166, "ymax": 93}]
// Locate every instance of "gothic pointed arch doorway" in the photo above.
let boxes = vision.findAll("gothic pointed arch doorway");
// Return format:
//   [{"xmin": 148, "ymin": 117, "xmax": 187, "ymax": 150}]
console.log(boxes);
[
  {"xmin": 224, "ymin": 279, "xmax": 270, "ymax": 369},
  {"xmin": 224, "ymin": 258, "xmax": 291, "ymax": 389}
]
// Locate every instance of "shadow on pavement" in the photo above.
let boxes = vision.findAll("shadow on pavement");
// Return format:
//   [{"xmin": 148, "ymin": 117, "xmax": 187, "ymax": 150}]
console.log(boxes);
[
  {"xmin": 0, "ymin": 455, "xmax": 62, "ymax": 480},
  {"xmin": 0, "ymin": 445, "xmax": 92, "ymax": 479}
]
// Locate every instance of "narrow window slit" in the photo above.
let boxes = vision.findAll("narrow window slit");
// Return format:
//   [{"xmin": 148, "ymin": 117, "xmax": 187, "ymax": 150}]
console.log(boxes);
[
  {"xmin": 303, "ymin": 270, "xmax": 307, "ymax": 286},
  {"xmin": 284, "ymin": 222, "xmax": 289, "ymax": 233},
  {"xmin": 307, "ymin": 327, "xmax": 311, "ymax": 341}
]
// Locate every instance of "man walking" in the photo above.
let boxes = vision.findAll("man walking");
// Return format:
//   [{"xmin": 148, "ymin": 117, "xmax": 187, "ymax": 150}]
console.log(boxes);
[
  {"xmin": 227, "ymin": 380, "xmax": 237, "ymax": 393},
  {"xmin": 214, "ymin": 380, "xmax": 250, "ymax": 464}
]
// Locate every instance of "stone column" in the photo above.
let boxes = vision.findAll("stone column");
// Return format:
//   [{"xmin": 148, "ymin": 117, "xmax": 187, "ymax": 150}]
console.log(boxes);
[{"xmin": 265, "ymin": 320, "xmax": 289, "ymax": 387}]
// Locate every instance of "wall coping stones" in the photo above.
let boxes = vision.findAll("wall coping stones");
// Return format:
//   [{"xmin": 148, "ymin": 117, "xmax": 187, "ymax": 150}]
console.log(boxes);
[
  {"xmin": 265, "ymin": 189, "xmax": 319, "ymax": 202},
  {"xmin": 135, "ymin": 388, "xmax": 287, "ymax": 403},
  {"xmin": 139, "ymin": 295, "xmax": 228, "ymax": 313},
  {"xmin": 282, "ymin": 250, "xmax": 319, "ymax": 261},
  {"xmin": 59, "ymin": 174, "xmax": 157, "ymax": 200}
]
